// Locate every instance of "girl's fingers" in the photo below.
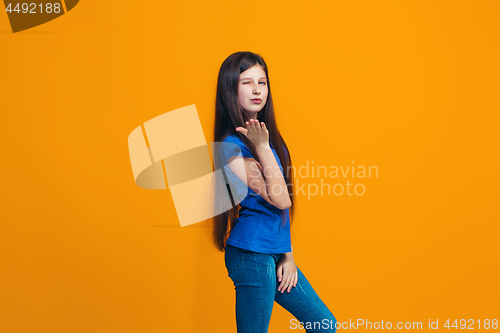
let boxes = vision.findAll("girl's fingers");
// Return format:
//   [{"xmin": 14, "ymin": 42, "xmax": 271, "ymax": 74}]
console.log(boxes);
[
  {"xmin": 283, "ymin": 276, "xmax": 289, "ymax": 293},
  {"xmin": 254, "ymin": 119, "xmax": 262, "ymax": 132},
  {"xmin": 281, "ymin": 272, "xmax": 291, "ymax": 293},
  {"xmin": 279, "ymin": 279, "xmax": 286, "ymax": 292},
  {"xmin": 236, "ymin": 127, "xmax": 248, "ymax": 136},
  {"xmin": 250, "ymin": 119, "xmax": 258, "ymax": 131},
  {"xmin": 285, "ymin": 273, "xmax": 294, "ymax": 293},
  {"xmin": 276, "ymin": 265, "xmax": 283, "ymax": 283},
  {"xmin": 287, "ymin": 273, "xmax": 295, "ymax": 292},
  {"xmin": 244, "ymin": 120, "xmax": 267, "ymax": 143},
  {"xmin": 278, "ymin": 271, "xmax": 289, "ymax": 291},
  {"xmin": 247, "ymin": 121, "xmax": 255, "ymax": 135},
  {"xmin": 249, "ymin": 119, "xmax": 262, "ymax": 128}
]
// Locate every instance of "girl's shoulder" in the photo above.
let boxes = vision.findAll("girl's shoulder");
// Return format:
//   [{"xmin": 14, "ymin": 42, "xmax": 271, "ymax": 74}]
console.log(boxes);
[
  {"xmin": 222, "ymin": 134, "xmax": 249, "ymax": 149},
  {"xmin": 220, "ymin": 133, "xmax": 254, "ymax": 159}
]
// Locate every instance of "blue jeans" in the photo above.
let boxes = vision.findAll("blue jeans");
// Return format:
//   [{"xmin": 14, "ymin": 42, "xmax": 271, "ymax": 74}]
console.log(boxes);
[{"xmin": 225, "ymin": 244, "xmax": 337, "ymax": 333}]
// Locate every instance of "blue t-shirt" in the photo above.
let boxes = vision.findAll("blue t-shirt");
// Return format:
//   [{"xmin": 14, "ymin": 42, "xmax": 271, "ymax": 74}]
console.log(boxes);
[{"xmin": 219, "ymin": 134, "xmax": 291, "ymax": 254}]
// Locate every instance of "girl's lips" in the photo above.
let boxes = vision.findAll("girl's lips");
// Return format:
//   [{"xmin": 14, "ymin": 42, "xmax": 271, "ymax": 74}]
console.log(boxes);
[{"xmin": 251, "ymin": 99, "xmax": 262, "ymax": 103}]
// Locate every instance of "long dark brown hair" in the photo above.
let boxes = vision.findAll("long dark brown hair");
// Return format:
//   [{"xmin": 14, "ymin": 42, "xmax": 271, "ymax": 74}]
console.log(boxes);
[{"xmin": 211, "ymin": 51, "xmax": 296, "ymax": 252}]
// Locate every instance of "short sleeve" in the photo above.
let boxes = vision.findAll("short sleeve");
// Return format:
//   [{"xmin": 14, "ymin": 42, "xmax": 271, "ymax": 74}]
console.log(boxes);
[
  {"xmin": 218, "ymin": 136, "xmax": 253, "ymax": 203},
  {"xmin": 219, "ymin": 136, "xmax": 254, "ymax": 174}
]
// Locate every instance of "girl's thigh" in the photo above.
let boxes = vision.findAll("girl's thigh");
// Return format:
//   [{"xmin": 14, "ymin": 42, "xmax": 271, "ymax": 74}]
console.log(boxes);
[
  {"xmin": 225, "ymin": 245, "xmax": 276, "ymax": 333},
  {"xmin": 275, "ymin": 265, "xmax": 337, "ymax": 333}
]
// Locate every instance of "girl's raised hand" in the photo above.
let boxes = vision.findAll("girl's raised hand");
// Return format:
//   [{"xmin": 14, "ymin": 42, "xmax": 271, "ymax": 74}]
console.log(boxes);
[{"xmin": 235, "ymin": 119, "xmax": 270, "ymax": 148}]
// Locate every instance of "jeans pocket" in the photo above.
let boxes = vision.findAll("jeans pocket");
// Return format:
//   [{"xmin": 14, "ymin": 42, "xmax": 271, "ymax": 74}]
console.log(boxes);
[{"xmin": 224, "ymin": 245, "xmax": 244, "ymax": 275}]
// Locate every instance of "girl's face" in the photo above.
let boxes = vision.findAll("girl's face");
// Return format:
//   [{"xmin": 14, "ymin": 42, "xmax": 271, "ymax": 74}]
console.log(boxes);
[{"xmin": 237, "ymin": 65, "xmax": 268, "ymax": 117}]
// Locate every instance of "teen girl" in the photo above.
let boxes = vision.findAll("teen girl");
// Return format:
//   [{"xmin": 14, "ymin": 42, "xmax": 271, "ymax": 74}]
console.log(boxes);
[{"xmin": 212, "ymin": 51, "xmax": 337, "ymax": 333}]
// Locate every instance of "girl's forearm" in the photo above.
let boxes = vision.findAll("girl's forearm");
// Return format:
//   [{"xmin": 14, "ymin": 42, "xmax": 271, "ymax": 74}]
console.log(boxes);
[{"xmin": 255, "ymin": 145, "xmax": 291, "ymax": 209}]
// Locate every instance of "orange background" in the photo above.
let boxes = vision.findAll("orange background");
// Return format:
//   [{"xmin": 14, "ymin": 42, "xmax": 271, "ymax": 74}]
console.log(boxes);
[{"xmin": 1, "ymin": 0, "xmax": 499, "ymax": 332}]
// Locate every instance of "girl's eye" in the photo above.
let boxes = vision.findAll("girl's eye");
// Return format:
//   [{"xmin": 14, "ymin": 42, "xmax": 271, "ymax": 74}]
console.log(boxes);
[{"xmin": 242, "ymin": 81, "xmax": 266, "ymax": 85}]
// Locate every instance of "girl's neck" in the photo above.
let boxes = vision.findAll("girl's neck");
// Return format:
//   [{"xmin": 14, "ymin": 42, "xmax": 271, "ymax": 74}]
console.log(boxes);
[{"xmin": 243, "ymin": 111, "xmax": 259, "ymax": 121}]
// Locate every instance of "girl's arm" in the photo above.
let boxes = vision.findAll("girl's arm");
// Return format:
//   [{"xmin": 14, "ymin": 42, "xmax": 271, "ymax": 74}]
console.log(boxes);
[
  {"xmin": 254, "ymin": 144, "xmax": 291, "ymax": 209},
  {"xmin": 227, "ymin": 152, "xmax": 291, "ymax": 210},
  {"xmin": 228, "ymin": 119, "xmax": 291, "ymax": 210}
]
